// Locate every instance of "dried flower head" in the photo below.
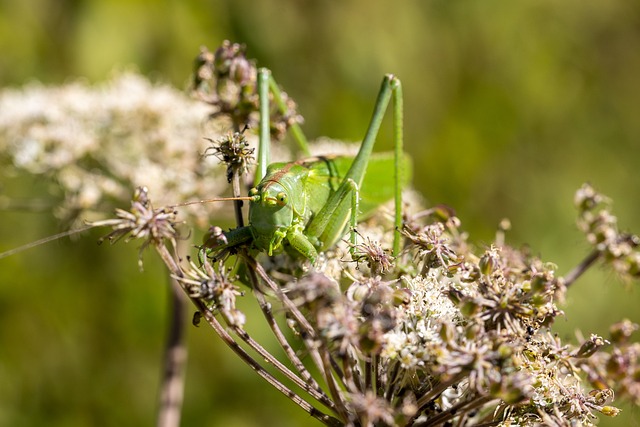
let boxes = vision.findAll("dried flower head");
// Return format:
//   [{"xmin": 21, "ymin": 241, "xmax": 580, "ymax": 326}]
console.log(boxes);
[
  {"xmin": 347, "ymin": 229, "xmax": 395, "ymax": 275},
  {"xmin": 174, "ymin": 256, "xmax": 246, "ymax": 328},
  {"xmin": 90, "ymin": 187, "xmax": 181, "ymax": 268},
  {"xmin": 203, "ymin": 130, "xmax": 255, "ymax": 182},
  {"xmin": 192, "ymin": 41, "xmax": 303, "ymax": 140},
  {"xmin": 575, "ymin": 183, "xmax": 640, "ymax": 280}
]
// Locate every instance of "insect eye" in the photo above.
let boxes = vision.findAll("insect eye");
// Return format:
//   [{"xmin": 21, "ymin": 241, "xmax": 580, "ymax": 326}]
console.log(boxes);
[{"xmin": 276, "ymin": 192, "xmax": 288, "ymax": 206}]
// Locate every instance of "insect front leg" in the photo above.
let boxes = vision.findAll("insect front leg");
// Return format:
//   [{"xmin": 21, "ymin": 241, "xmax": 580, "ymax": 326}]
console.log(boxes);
[
  {"xmin": 285, "ymin": 226, "xmax": 319, "ymax": 265},
  {"xmin": 203, "ymin": 225, "xmax": 253, "ymax": 257}
]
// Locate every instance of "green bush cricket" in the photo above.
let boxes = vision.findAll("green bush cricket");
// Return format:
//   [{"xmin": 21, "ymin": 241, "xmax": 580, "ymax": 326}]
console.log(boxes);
[{"xmin": 203, "ymin": 69, "xmax": 411, "ymax": 266}]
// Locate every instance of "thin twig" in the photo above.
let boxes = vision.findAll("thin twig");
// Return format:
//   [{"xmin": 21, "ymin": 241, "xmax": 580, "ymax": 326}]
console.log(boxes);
[
  {"xmin": 384, "ymin": 360, "xmax": 401, "ymax": 400},
  {"xmin": 230, "ymin": 322, "xmax": 338, "ymax": 413},
  {"xmin": 243, "ymin": 254, "xmax": 352, "ymax": 417},
  {"xmin": 252, "ymin": 284, "xmax": 335, "ymax": 410},
  {"xmin": 319, "ymin": 345, "xmax": 351, "ymax": 421},
  {"xmin": 195, "ymin": 297, "xmax": 340, "ymax": 426},
  {"xmin": 373, "ymin": 354, "xmax": 381, "ymax": 395},
  {"xmin": 230, "ymin": 121, "xmax": 246, "ymax": 228},
  {"xmin": 244, "ymin": 253, "xmax": 350, "ymax": 413},
  {"xmin": 417, "ymin": 395, "xmax": 496, "ymax": 427},
  {"xmin": 231, "ymin": 172, "xmax": 245, "ymax": 228},
  {"xmin": 246, "ymin": 255, "xmax": 316, "ymax": 335},
  {"xmin": 245, "ymin": 252, "xmax": 337, "ymax": 392},
  {"xmin": 154, "ymin": 241, "xmax": 187, "ymax": 427},
  {"xmin": 562, "ymin": 249, "xmax": 601, "ymax": 288},
  {"xmin": 411, "ymin": 371, "xmax": 468, "ymax": 422},
  {"xmin": 156, "ymin": 274, "xmax": 188, "ymax": 427}
]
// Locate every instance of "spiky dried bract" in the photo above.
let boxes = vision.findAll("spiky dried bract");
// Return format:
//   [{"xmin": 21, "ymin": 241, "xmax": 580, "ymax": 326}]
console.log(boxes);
[
  {"xmin": 204, "ymin": 131, "xmax": 255, "ymax": 183},
  {"xmin": 90, "ymin": 187, "xmax": 180, "ymax": 267}
]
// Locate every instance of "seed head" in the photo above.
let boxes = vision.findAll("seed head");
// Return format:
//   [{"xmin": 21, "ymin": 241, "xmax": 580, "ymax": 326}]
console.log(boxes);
[{"xmin": 91, "ymin": 187, "xmax": 180, "ymax": 268}]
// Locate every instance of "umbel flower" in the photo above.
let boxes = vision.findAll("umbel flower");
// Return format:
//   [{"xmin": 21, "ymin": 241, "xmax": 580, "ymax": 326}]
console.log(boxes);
[
  {"xmin": 103, "ymin": 181, "xmax": 637, "ymax": 426},
  {"xmin": 2, "ymin": 42, "xmax": 639, "ymax": 426},
  {"xmin": 0, "ymin": 69, "xmax": 228, "ymax": 227}
]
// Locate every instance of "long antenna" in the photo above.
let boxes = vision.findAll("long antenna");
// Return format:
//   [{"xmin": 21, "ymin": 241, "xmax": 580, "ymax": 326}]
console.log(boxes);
[
  {"xmin": 168, "ymin": 196, "xmax": 253, "ymax": 208},
  {"xmin": 0, "ymin": 224, "xmax": 97, "ymax": 259}
]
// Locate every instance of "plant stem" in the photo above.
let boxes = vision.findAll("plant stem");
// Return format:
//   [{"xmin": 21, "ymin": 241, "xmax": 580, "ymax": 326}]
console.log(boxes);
[
  {"xmin": 156, "ymin": 273, "xmax": 188, "ymax": 427},
  {"xmin": 408, "ymin": 371, "xmax": 467, "ymax": 425},
  {"xmin": 562, "ymin": 249, "xmax": 601, "ymax": 288},
  {"xmin": 195, "ymin": 295, "xmax": 340, "ymax": 426},
  {"xmin": 417, "ymin": 395, "xmax": 495, "ymax": 427},
  {"xmin": 252, "ymin": 284, "xmax": 335, "ymax": 410},
  {"xmin": 231, "ymin": 173, "xmax": 245, "ymax": 228}
]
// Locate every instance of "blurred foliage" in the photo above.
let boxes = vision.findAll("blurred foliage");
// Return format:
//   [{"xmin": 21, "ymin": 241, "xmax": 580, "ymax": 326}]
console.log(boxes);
[{"xmin": 1, "ymin": 0, "xmax": 640, "ymax": 425}]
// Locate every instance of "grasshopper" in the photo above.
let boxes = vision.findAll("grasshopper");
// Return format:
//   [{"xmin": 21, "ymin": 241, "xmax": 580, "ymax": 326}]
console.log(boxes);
[{"xmin": 203, "ymin": 69, "xmax": 411, "ymax": 265}]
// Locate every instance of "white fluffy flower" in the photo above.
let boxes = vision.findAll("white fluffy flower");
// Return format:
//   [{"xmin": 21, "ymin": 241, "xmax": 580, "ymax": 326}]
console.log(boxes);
[{"xmin": 0, "ymin": 72, "xmax": 231, "ymax": 225}]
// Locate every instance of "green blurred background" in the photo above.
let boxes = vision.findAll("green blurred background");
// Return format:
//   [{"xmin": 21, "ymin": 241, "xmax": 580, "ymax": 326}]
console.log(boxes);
[{"xmin": 1, "ymin": 0, "xmax": 639, "ymax": 425}]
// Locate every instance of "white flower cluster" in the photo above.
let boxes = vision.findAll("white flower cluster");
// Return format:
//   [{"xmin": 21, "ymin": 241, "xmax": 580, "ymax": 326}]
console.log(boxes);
[
  {"xmin": 381, "ymin": 269, "xmax": 460, "ymax": 369},
  {"xmin": 0, "ymin": 72, "xmax": 233, "ymax": 226}
]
